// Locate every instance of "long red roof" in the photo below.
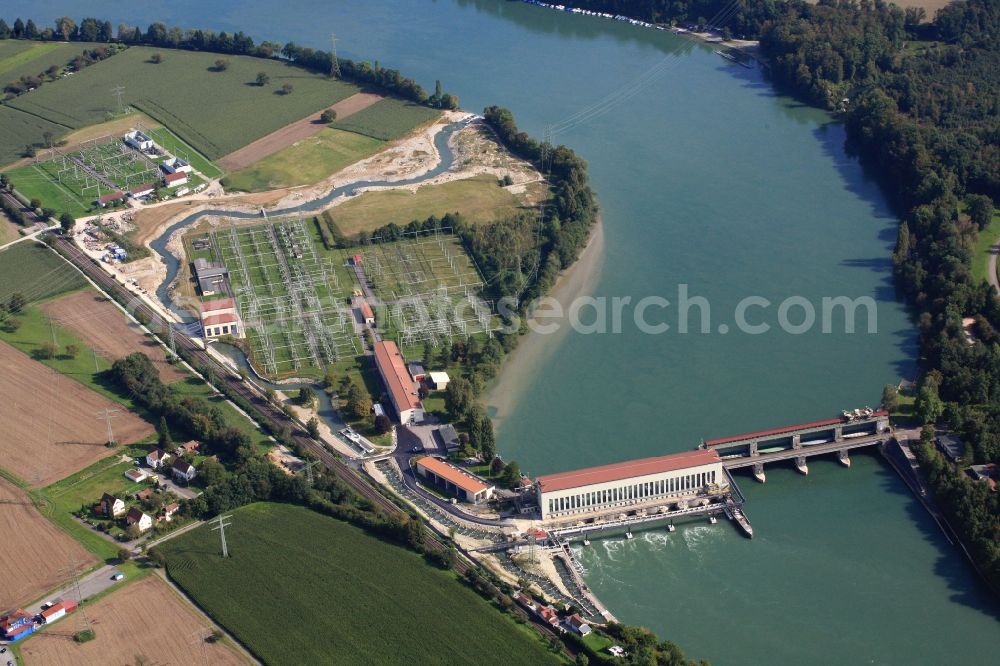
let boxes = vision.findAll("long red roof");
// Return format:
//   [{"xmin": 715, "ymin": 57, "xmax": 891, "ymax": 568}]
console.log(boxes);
[
  {"xmin": 704, "ymin": 411, "xmax": 888, "ymax": 447},
  {"xmin": 536, "ymin": 449, "xmax": 720, "ymax": 493},
  {"xmin": 416, "ymin": 456, "xmax": 491, "ymax": 494},
  {"xmin": 373, "ymin": 340, "xmax": 420, "ymax": 413}
]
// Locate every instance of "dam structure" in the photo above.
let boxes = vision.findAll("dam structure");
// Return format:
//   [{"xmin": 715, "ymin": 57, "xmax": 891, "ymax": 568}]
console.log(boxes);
[{"xmin": 532, "ymin": 409, "xmax": 892, "ymax": 540}]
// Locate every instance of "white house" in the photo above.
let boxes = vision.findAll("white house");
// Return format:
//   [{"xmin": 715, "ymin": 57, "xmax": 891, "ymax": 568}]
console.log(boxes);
[
  {"xmin": 99, "ymin": 493, "xmax": 126, "ymax": 517},
  {"xmin": 125, "ymin": 507, "xmax": 153, "ymax": 532},
  {"xmin": 161, "ymin": 156, "xmax": 193, "ymax": 174},
  {"xmin": 172, "ymin": 458, "xmax": 197, "ymax": 482},
  {"xmin": 159, "ymin": 502, "xmax": 180, "ymax": 522},
  {"xmin": 123, "ymin": 130, "xmax": 154, "ymax": 151},
  {"xmin": 146, "ymin": 448, "xmax": 168, "ymax": 469},
  {"xmin": 129, "ymin": 183, "xmax": 155, "ymax": 199},
  {"xmin": 566, "ymin": 614, "xmax": 592, "ymax": 636}
]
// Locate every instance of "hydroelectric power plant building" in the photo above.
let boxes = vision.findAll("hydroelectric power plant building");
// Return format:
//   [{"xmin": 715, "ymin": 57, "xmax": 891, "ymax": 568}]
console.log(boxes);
[{"xmin": 535, "ymin": 449, "xmax": 724, "ymax": 519}]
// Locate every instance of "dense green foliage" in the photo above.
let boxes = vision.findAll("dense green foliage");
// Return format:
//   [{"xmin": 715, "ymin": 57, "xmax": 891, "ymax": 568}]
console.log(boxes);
[
  {"xmin": 157, "ymin": 502, "xmax": 563, "ymax": 666},
  {"xmin": 479, "ymin": 105, "xmax": 598, "ymax": 304}
]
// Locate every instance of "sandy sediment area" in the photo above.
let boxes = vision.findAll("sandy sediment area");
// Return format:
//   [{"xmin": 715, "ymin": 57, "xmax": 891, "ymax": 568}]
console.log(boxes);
[{"xmin": 485, "ymin": 215, "xmax": 606, "ymax": 427}]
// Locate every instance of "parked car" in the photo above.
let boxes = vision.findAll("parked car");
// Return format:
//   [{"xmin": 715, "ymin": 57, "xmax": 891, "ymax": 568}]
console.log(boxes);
[{"xmin": 111, "ymin": 571, "xmax": 125, "ymax": 581}]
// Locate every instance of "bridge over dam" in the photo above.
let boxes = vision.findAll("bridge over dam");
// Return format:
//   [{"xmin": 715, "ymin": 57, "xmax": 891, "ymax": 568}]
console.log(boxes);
[{"xmin": 531, "ymin": 409, "xmax": 892, "ymax": 542}]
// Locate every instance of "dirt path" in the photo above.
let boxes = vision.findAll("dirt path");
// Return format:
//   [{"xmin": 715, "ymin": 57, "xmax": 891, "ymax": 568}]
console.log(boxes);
[
  {"xmin": 0, "ymin": 477, "xmax": 96, "ymax": 608},
  {"xmin": 39, "ymin": 289, "xmax": 187, "ymax": 383},
  {"xmin": 216, "ymin": 91, "xmax": 383, "ymax": 171}
]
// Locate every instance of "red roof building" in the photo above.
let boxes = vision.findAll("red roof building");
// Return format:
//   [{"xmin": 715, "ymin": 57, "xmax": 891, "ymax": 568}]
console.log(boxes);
[
  {"xmin": 536, "ymin": 449, "xmax": 720, "ymax": 494},
  {"xmin": 96, "ymin": 190, "xmax": 125, "ymax": 206},
  {"xmin": 415, "ymin": 456, "xmax": 494, "ymax": 504},
  {"xmin": 373, "ymin": 341, "xmax": 423, "ymax": 424}
]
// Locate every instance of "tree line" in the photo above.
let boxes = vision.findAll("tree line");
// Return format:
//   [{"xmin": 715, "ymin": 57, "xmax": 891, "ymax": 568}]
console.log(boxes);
[{"xmin": 0, "ymin": 16, "xmax": 458, "ymax": 109}]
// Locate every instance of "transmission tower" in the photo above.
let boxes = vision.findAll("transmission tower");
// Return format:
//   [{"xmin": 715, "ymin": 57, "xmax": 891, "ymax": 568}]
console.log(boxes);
[
  {"xmin": 60, "ymin": 557, "xmax": 92, "ymax": 636},
  {"xmin": 329, "ymin": 33, "xmax": 341, "ymax": 78},
  {"xmin": 299, "ymin": 459, "xmax": 321, "ymax": 486},
  {"xmin": 91, "ymin": 346, "xmax": 106, "ymax": 372},
  {"xmin": 95, "ymin": 408, "xmax": 120, "ymax": 445},
  {"xmin": 211, "ymin": 513, "xmax": 233, "ymax": 558},
  {"xmin": 167, "ymin": 323, "xmax": 177, "ymax": 358},
  {"xmin": 111, "ymin": 85, "xmax": 126, "ymax": 114}
]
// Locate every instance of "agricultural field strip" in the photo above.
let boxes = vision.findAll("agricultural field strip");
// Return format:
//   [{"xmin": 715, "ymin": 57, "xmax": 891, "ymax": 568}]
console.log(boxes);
[{"xmin": 211, "ymin": 218, "xmax": 359, "ymax": 377}]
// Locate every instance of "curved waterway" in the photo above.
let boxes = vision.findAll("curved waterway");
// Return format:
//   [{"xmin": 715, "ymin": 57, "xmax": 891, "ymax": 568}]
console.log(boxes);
[
  {"xmin": 13, "ymin": 0, "xmax": 999, "ymax": 661},
  {"xmin": 150, "ymin": 120, "xmax": 470, "ymax": 318}
]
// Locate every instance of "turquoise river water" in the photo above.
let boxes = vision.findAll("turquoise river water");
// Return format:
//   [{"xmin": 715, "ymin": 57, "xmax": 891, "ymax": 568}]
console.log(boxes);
[{"xmin": 11, "ymin": 0, "xmax": 999, "ymax": 662}]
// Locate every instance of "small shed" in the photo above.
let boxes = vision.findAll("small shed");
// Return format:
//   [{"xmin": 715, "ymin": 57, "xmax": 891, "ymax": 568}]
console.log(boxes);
[{"xmin": 428, "ymin": 371, "xmax": 450, "ymax": 391}]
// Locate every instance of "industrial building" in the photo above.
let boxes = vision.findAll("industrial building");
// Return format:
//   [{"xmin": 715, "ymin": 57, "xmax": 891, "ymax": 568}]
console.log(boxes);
[
  {"xmin": 415, "ymin": 456, "xmax": 494, "ymax": 503},
  {"xmin": 535, "ymin": 448, "xmax": 724, "ymax": 519},
  {"xmin": 192, "ymin": 258, "xmax": 230, "ymax": 296},
  {"xmin": 123, "ymin": 129, "xmax": 154, "ymax": 151},
  {"xmin": 199, "ymin": 297, "xmax": 244, "ymax": 340},
  {"xmin": 373, "ymin": 340, "xmax": 423, "ymax": 424},
  {"xmin": 1, "ymin": 608, "xmax": 36, "ymax": 641}
]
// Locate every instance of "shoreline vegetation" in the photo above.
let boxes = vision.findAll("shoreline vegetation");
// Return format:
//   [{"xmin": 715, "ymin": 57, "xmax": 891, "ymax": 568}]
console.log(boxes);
[{"xmin": 566, "ymin": 0, "xmax": 1000, "ymax": 594}]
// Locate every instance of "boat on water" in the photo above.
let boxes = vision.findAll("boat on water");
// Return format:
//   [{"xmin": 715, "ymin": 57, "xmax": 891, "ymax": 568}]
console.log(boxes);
[
  {"xmin": 667, "ymin": 523, "xmax": 676, "ymax": 533},
  {"xmin": 625, "ymin": 531, "xmax": 633, "ymax": 540},
  {"xmin": 709, "ymin": 515, "xmax": 718, "ymax": 524},
  {"xmin": 730, "ymin": 506, "xmax": 754, "ymax": 538}
]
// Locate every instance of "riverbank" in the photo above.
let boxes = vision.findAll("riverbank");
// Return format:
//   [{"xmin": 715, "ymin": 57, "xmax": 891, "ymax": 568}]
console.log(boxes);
[{"xmin": 486, "ymin": 214, "xmax": 605, "ymax": 432}]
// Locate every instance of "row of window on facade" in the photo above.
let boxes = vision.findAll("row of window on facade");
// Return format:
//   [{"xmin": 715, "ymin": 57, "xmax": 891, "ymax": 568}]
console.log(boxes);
[
  {"xmin": 206, "ymin": 324, "xmax": 237, "ymax": 337},
  {"xmin": 546, "ymin": 470, "xmax": 717, "ymax": 515}
]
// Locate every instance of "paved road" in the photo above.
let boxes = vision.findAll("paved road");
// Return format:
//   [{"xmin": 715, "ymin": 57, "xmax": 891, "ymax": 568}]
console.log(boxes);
[{"xmin": 24, "ymin": 564, "xmax": 123, "ymax": 615}]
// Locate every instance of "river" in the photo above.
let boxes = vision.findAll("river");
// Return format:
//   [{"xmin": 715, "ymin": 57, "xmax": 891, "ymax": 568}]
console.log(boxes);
[{"xmin": 10, "ymin": 0, "xmax": 999, "ymax": 662}]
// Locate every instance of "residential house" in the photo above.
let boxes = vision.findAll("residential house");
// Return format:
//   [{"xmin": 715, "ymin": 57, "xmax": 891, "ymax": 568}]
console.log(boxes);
[
  {"xmin": 172, "ymin": 458, "xmax": 197, "ymax": 482},
  {"xmin": 99, "ymin": 492, "xmax": 126, "ymax": 517},
  {"xmin": 535, "ymin": 605, "xmax": 561, "ymax": 629},
  {"xmin": 125, "ymin": 507, "xmax": 153, "ymax": 532},
  {"xmin": 136, "ymin": 488, "xmax": 154, "ymax": 503},
  {"xmin": 146, "ymin": 448, "xmax": 168, "ymax": 469},
  {"xmin": 159, "ymin": 502, "xmax": 180, "ymax": 522},
  {"xmin": 174, "ymin": 440, "xmax": 200, "ymax": 456}
]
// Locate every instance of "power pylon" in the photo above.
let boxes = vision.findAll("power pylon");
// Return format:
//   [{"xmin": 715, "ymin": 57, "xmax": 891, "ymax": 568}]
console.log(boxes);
[
  {"xmin": 211, "ymin": 513, "xmax": 233, "ymax": 558},
  {"xmin": 329, "ymin": 33, "xmax": 341, "ymax": 78},
  {"xmin": 95, "ymin": 408, "xmax": 120, "ymax": 446},
  {"xmin": 111, "ymin": 85, "xmax": 125, "ymax": 114},
  {"xmin": 299, "ymin": 459, "xmax": 321, "ymax": 486}
]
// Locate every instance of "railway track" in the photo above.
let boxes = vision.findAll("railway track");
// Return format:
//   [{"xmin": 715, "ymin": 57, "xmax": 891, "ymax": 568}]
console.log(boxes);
[{"xmin": 45, "ymin": 234, "xmax": 568, "ymax": 650}]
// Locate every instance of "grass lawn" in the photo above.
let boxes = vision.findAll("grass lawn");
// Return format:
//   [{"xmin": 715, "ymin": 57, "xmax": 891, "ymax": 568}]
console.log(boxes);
[
  {"xmin": 4, "ymin": 160, "xmax": 94, "ymax": 218},
  {"xmin": 0, "ymin": 241, "xmax": 87, "ymax": 304},
  {"xmin": 157, "ymin": 502, "xmax": 564, "ymax": 666},
  {"xmin": 330, "ymin": 97, "xmax": 441, "ymax": 140},
  {"xmin": 971, "ymin": 212, "xmax": 1000, "ymax": 285},
  {"xmin": 6, "ymin": 46, "xmax": 359, "ymax": 160},
  {"xmin": 222, "ymin": 128, "xmax": 384, "ymax": 191},
  {"xmin": 146, "ymin": 126, "xmax": 224, "ymax": 179},
  {"xmin": 325, "ymin": 174, "xmax": 526, "ymax": 236},
  {"xmin": 582, "ymin": 631, "xmax": 614, "ymax": 653},
  {"xmin": 31, "ymin": 445, "xmax": 149, "ymax": 561}
]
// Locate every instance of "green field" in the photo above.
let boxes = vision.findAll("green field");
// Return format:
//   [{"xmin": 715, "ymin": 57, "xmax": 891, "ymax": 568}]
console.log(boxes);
[
  {"xmin": 0, "ymin": 241, "xmax": 87, "ymax": 304},
  {"xmin": 325, "ymin": 174, "xmax": 527, "ymax": 235},
  {"xmin": 5, "ymin": 46, "xmax": 359, "ymax": 160},
  {"xmin": 222, "ymin": 128, "xmax": 384, "ymax": 192},
  {"xmin": 0, "ymin": 40, "xmax": 83, "ymax": 90},
  {"xmin": 971, "ymin": 212, "xmax": 1000, "ymax": 285},
  {"xmin": 4, "ymin": 161, "xmax": 93, "ymax": 217},
  {"xmin": 158, "ymin": 503, "xmax": 563, "ymax": 666},
  {"xmin": 0, "ymin": 105, "xmax": 69, "ymax": 167},
  {"xmin": 330, "ymin": 97, "xmax": 441, "ymax": 140}
]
